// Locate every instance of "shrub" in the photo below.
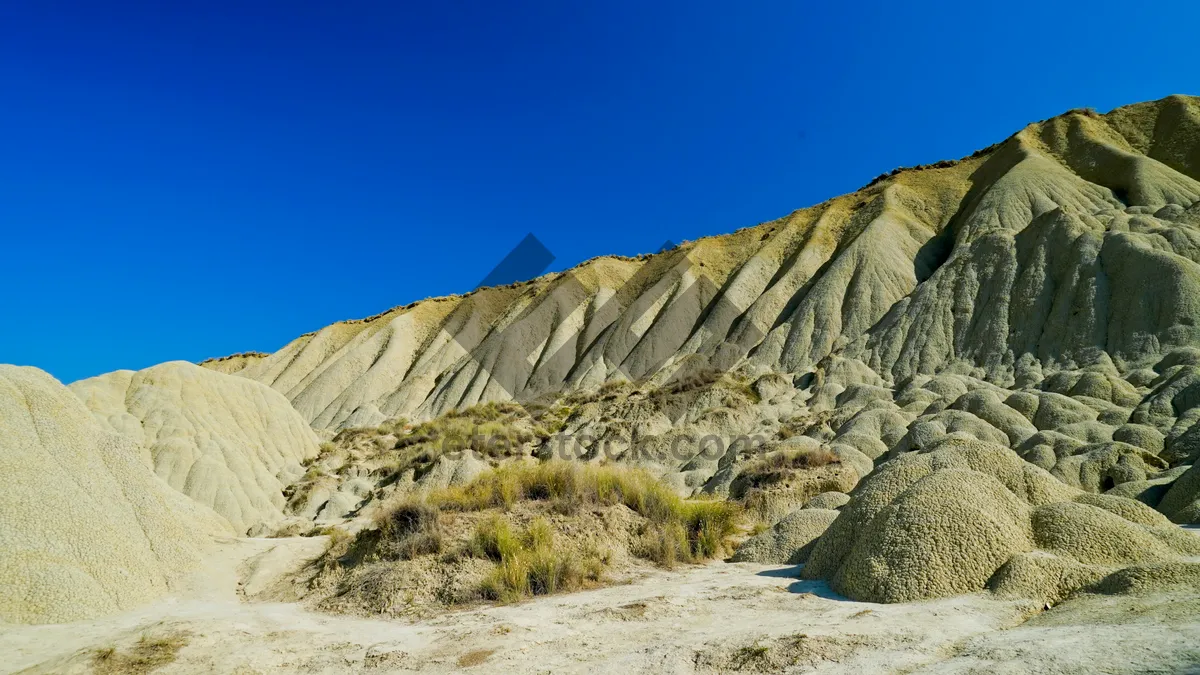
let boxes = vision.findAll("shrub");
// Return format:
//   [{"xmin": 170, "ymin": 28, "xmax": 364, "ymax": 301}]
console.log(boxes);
[
  {"xmin": 635, "ymin": 521, "xmax": 691, "ymax": 568},
  {"xmin": 523, "ymin": 516, "xmax": 555, "ymax": 550},
  {"xmin": 376, "ymin": 501, "xmax": 444, "ymax": 560},
  {"xmin": 481, "ymin": 556, "xmax": 532, "ymax": 602},
  {"xmin": 686, "ymin": 500, "xmax": 740, "ymax": 559},
  {"xmin": 526, "ymin": 545, "xmax": 582, "ymax": 595},
  {"xmin": 635, "ymin": 500, "xmax": 741, "ymax": 567}
]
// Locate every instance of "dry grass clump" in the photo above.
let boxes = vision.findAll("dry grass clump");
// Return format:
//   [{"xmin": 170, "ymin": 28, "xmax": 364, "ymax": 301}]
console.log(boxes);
[
  {"xmin": 457, "ymin": 648, "xmax": 497, "ymax": 667},
  {"xmin": 468, "ymin": 515, "xmax": 606, "ymax": 602},
  {"xmin": 316, "ymin": 502, "xmax": 445, "ymax": 569},
  {"xmin": 376, "ymin": 501, "xmax": 445, "ymax": 560},
  {"xmin": 320, "ymin": 525, "xmax": 355, "ymax": 560},
  {"xmin": 430, "ymin": 461, "xmax": 741, "ymax": 568},
  {"xmin": 315, "ymin": 462, "xmax": 740, "ymax": 613},
  {"xmin": 91, "ymin": 632, "xmax": 190, "ymax": 675},
  {"xmin": 736, "ymin": 446, "xmax": 841, "ymax": 490},
  {"xmin": 520, "ymin": 396, "xmax": 576, "ymax": 438},
  {"xmin": 633, "ymin": 498, "xmax": 741, "ymax": 567},
  {"xmin": 533, "ymin": 404, "xmax": 573, "ymax": 438},
  {"xmin": 432, "ymin": 461, "xmax": 666, "ymax": 513},
  {"xmin": 396, "ymin": 402, "xmax": 533, "ymax": 460}
]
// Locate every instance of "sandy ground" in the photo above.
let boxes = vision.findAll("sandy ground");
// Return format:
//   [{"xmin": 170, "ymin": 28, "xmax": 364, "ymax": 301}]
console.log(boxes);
[{"xmin": 3, "ymin": 536, "xmax": 1199, "ymax": 674}]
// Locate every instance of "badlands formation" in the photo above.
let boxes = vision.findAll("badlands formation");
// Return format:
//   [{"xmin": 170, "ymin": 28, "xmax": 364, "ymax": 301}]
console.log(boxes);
[{"xmin": 3, "ymin": 95, "xmax": 1200, "ymax": 673}]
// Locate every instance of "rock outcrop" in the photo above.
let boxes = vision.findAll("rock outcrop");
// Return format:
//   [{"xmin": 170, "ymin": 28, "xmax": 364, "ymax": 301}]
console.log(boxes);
[
  {"xmin": 801, "ymin": 437, "xmax": 1200, "ymax": 603},
  {"xmin": 730, "ymin": 508, "xmax": 839, "ymax": 564},
  {"xmin": 9, "ymin": 94, "xmax": 1200, "ymax": 627},
  {"xmin": 0, "ymin": 366, "xmax": 231, "ymax": 624},
  {"xmin": 70, "ymin": 361, "xmax": 320, "ymax": 534}
]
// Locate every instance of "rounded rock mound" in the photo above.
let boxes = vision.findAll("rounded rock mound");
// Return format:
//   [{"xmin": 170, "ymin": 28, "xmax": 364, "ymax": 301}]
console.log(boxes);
[
  {"xmin": 730, "ymin": 509, "xmax": 839, "ymax": 564},
  {"xmin": 70, "ymin": 361, "xmax": 321, "ymax": 534},
  {"xmin": 802, "ymin": 437, "xmax": 1200, "ymax": 603},
  {"xmin": 0, "ymin": 365, "xmax": 231, "ymax": 624}
]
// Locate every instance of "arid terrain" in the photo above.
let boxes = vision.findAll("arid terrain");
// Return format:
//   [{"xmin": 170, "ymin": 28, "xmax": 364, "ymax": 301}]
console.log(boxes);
[
  {"xmin": 4, "ymin": 95, "xmax": 1200, "ymax": 674},
  {"xmin": 6, "ymin": 533, "xmax": 1200, "ymax": 674}
]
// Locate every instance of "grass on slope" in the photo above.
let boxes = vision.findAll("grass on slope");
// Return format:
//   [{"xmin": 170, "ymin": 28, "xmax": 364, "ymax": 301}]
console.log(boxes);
[
  {"xmin": 469, "ymin": 515, "xmax": 606, "ymax": 602},
  {"xmin": 326, "ymin": 461, "xmax": 743, "ymax": 607},
  {"xmin": 295, "ymin": 370, "xmax": 763, "ymax": 510},
  {"xmin": 735, "ymin": 445, "xmax": 841, "ymax": 491},
  {"xmin": 429, "ymin": 461, "xmax": 740, "ymax": 567}
]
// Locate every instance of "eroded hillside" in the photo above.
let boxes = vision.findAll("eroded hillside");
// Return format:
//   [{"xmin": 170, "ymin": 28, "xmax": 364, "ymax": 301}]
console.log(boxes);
[
  {"xmin": 203, "ymin": 95, "xmax": 1200, "ymax": 435},
  {"xmin": 7, "ymin": 96, "xmax": 1200, "ymax": 675}
]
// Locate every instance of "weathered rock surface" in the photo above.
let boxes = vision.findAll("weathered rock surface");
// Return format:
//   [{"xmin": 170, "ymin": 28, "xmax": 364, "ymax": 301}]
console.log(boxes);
[
  {"xmin": 204, "ymin": 96, "xmax": 1200, "ymax": 438},
  {"xmin": 11, "ymin": 95, "xmax": 1200, "ymax": 628},
  {"xmin": 801, "ymin": 437, "xmax": 1200, "ymax": 603},
  {"xmin": 70, "ymin": 361, "xmax": 320, "ymax": 534},
  {"xmin": 730, "ymin": 508, "xmax": 839, "ymax": 564},
  {"xmin": 0, "ymin": 366, "xmax": 231, "ymax": 624}
]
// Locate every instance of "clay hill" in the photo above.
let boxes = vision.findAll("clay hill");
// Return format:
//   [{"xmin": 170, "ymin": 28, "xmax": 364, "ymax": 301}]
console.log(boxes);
[{"xmin": 203, "ymin": 95, "xmax": 1200, "ymax": 433}]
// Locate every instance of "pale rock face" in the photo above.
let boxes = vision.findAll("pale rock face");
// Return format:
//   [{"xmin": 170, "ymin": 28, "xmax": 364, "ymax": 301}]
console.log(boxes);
[
  {"xmin": 70, "ymin": 361, "xmax": 320, "ymax": 534},
  {"xmin": 0, "ymin": 365, "xmax": 232, "ymax": 625}
]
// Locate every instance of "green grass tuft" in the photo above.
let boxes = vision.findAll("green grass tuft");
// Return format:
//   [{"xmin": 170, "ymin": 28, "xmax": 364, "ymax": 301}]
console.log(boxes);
[
  {"xmin": 433, "ymin": 461, "xmax": 741, "ymax": 567},
  {"xmin": 471, "ymin": 515, "xmax": 603, "ymax": 602}
]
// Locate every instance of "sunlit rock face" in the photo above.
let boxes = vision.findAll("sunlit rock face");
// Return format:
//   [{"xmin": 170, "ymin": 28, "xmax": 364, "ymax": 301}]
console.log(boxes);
[{"xmin": 205, "ymin": 97, "xmax": 1200, "ymax": 435}]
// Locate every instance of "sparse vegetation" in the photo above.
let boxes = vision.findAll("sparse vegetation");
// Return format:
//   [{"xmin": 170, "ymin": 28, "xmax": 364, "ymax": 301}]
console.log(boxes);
[
  {"xmin": 470, "ymin": 515, "xmax": 605, "ymax": 602},
  {"xmin": 533, "ymin": 403, "xmax": 573, "ymax": 438},
  {"xmin": 428, "ymin": 462, "xmax": 741, "ymax": 567},
  {"xmin": 322, "ymin": 525, "xmax": 353, "ymax": 555},
  {"xmin": 91, "ymin": 632, "xmax": 190, "ymax": 675},
  {"xmin": 315, "ymin": 460, "xmax": 740, "ymax": 615},
  {"xmin": 393, "ymin": 402, "xmax": 533, "ymax": 463},
  {"xmin": 376, "ymin": 501, "xmax": 445, "ymax": 560},
  {"xmin": 457, "ymin": 648, "xmax": 497, "ymax": 667},
  {"xmin": 732, "ymin": 642, "xmax": 771, "ymax": 669},
  {"xmin": 633, "ymin": 498, "xmax": 741, "ymax": 567},
  {"xmin": 288, "ymin": 366, "xmax": 772, "ymax": 525},
  {"xmin": 654, "ymin": 368, "xmax": 724, "ymax": 397},
  {"xmin": 735, "ymin": 446, "xmax": 841, "ymax": 490},
  {"xmin": 286, "ymin": 401, "xmax": 547, "ymax": 516}
]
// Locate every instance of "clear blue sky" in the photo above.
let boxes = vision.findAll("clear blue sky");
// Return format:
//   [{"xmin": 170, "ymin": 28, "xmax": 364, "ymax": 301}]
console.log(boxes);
[{"xmin": 3, "ymin": 1, "xmax": 1198, "ymax": 383}]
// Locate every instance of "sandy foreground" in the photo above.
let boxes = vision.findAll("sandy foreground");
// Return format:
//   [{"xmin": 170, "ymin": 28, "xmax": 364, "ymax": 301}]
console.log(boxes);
[{"xmin": 3, "ymin": 535, "xmax": 1199, "ymax": 675}]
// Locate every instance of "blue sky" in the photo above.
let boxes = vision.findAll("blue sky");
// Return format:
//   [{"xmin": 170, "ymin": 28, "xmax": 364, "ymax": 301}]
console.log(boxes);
[{"xmin": 3, "ymin": 1, "xmax": 1198, "ymax": 383}]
